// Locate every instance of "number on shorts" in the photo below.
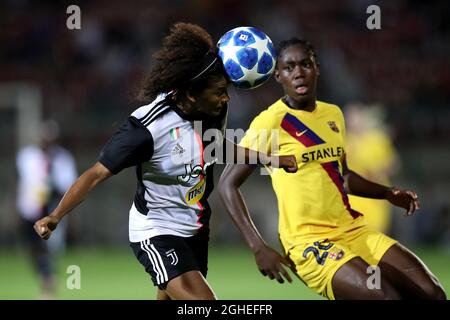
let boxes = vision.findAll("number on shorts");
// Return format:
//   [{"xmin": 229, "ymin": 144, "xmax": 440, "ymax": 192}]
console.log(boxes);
[{"xmin": 303, "ymin": 241, "xmax": 334, "ymax": 265}]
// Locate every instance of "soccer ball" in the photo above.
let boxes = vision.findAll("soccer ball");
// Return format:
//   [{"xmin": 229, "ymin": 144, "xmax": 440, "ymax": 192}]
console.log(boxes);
[{"xmin": 217, "ymin": 26, "xmax": 276, "ymax": 89}]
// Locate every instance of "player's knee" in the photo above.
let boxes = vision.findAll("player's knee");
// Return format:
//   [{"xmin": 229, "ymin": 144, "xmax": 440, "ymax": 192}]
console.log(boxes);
[
  {"xmin": 432, "ymin": 287, "xmax": 447, "ymax": 300},
  {"xmin": 204, "ymin": 293, "xmax": 217, "ymax": 300},
  {"xmin": 422, "ymin": 283, "xmax": 446, "ymax": 300},
  {"xmin": 195, "ymin": 291, "xmax": 217, "ymax": 300},
  {"xmin": 187, "ymin": 283, "xmax": 217, "ymax": 300},
  {"xmin": 184, "ymin": 285, "xmax": 217, "ymax": 300},
  {"xmin": 381, "ymin": 288, "xmax": 402, "ymax": 300},
  {"xmin": 371, "ymin": 281, "xmax": 401, "ymax": 300},
  {"xmin": 372, "ymin": 288, "xmax": 401, "ymax": 300}
]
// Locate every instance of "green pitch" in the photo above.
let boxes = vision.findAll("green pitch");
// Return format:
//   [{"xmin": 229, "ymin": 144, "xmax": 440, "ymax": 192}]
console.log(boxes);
[{"xmin": 0, "ymin": 246, "xmax": 449, "ymax": 300}]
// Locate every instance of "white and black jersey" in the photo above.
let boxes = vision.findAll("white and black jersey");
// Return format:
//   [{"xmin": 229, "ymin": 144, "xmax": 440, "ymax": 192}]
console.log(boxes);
[{"xmin": 99, "ymin": 93, "xmax": 227, "ymax": 242}]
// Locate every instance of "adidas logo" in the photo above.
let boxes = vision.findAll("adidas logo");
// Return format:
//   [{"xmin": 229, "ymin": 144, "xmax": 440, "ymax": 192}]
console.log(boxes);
[{"xmin": 171, "ymin": 143, "xmax": 185, "ymax": 157}]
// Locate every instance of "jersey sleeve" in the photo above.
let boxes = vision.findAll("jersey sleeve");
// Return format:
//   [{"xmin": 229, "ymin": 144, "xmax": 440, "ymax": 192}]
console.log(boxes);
[
  {"xmin": 239, "ymin": 109, "xmax": 279, "ymax": 155},
  {"xmin": 99, "ymin": 116, "xmax": 154, "ymax": 174},
  {"xmin": 336, "ymin": 106, "xmax": 347, "ymax": 141},
  {"xmin": 335, "ymin": 106, "xmax": 347, "ymax": 158}
]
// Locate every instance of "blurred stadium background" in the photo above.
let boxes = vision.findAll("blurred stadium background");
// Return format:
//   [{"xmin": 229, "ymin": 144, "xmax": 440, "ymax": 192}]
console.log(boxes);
[{"xmin": 0, "ymin": 0, "xmax": 449, "ymax": 299}]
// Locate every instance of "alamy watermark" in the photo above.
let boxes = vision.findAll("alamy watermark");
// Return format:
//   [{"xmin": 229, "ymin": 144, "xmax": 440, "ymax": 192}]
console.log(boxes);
[
  {"xmin": 366, "ymin": 5, "xmax": 381, "ymax": 30},
  {"xmin": 366, "ymin": 265, "xmax": 381, "ymax": 290},
  {"xmin": 66, "ymin": 5, "xmax": 81, "ymax": 30},
  {"xmin": 66, "ymin": 265, "xmax": 81, "ymax": 290},
  {"xmin": 169, "ymin": 122, "xmax": 281, "ymax": 176}
]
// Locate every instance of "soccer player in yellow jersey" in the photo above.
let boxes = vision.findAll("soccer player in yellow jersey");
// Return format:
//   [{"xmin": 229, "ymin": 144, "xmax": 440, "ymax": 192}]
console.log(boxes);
[
  {"xmin": 218, "ymin": 38, "xmax": 446, "ymax": 299},
  {"xmin": 346, "ymin": 104, "xmax": 400, "ymax": 233}
]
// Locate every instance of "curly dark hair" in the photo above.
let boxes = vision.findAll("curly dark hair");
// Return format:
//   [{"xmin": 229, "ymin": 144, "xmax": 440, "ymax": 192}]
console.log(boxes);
[{"xmin": 139, "ymin": 22, "xmax": 225, "ymax": 101}]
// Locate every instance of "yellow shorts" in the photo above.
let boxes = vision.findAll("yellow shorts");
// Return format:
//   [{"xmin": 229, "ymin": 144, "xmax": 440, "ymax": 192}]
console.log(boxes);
[{"xmin": 285, "ymin": 225, "xmax": 397, "ymax": 300}]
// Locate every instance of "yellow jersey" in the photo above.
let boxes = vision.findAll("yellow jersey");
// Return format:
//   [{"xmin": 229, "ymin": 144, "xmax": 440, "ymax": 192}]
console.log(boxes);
[{"xmin": 239, "ymin": 99, "xmax": 366, "ymax": 251}]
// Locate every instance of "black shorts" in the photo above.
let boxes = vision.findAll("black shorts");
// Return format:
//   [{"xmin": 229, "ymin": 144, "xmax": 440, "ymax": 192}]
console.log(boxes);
[
  {"xmin": 21, "ymin": 218, "xmax": 53, "ymax": 277},
  {"xmin": 130, "ymin": 228, "xmax": 209, "ymax": 289},
  {"xmin": 22, "ymin": 218, "xmax": 46, "ymax": 247}
]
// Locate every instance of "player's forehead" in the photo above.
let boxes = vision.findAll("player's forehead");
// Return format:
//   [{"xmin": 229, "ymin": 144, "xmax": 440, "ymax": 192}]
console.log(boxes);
[
  {"xmin": 279, "ymin": 44, "xmax": 311, "ymax": 64},
  {"xmin": 205, "ymin": 75, "xmax": 228, "ymax": 90}
]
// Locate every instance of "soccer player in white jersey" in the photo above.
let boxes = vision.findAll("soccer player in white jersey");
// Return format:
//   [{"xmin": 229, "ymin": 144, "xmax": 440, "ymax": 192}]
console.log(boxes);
[
  {"xmin": 34, "ymin": 22, "xmax": 297, "ymax": 300},
  {"xmin": 17, "ymin": 120, "xmax": 77, "ymax": 299}
]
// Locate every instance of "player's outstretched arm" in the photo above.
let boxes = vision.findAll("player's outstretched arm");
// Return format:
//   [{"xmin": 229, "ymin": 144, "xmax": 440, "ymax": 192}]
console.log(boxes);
[
  {"xmin": 218, "ymin": 164, "xmax": 293, "ymax": 284},
  {"xmin": 224, "ymin": 139, "xmax": 298, "ymax": 173},
  {"xmin": 342, "ymin": 155, "xmax": 420, "ymax": 216},
  {"xmin": 34, "ymin": 161, "xmax": 113, "ymax": 240}
]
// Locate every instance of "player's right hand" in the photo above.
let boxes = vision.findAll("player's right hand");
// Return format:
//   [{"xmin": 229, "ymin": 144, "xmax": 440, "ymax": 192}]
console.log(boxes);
[
  {"xmin": 272, "ymin": 155, "xmax": 298, "ymax": 173},
  {"xmin": 34, "ymin": 216, "xmax": 59, "ymax": 240},
  {"xmin": 254, "ymin": 245, "xmax": 293, "ymax": 284}
]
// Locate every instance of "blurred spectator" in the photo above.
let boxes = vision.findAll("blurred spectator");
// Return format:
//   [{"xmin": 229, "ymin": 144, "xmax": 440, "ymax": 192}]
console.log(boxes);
[
  {"xmin": 345, "ymin": 102, "xmax": 400, "ymax": 233},
  {"xmin": 16, "ymin": 120, "xmax": 77, "ymax": 299},
  {"xmin": 1, "ymin": 0, "xmax": 449, "ymax": 146}
]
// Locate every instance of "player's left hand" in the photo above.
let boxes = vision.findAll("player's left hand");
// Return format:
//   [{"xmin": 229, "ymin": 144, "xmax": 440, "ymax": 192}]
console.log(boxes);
[
  {"xmin": 386, "ymin": 187, "xmax": 420, "ymax": 216},
  {"xmin": 271, "ymin": 155, "xmax": 298, "ymax": 173}
]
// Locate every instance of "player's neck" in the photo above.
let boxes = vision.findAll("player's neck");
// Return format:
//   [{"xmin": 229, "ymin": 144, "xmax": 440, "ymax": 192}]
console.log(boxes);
[
  {"xmin": 175, "ymin": 101, "xmax": 208, "ymax": 121},
  {"xmin": 283, "ymin": 96, "xmax": 316, "ymax": 112}
]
